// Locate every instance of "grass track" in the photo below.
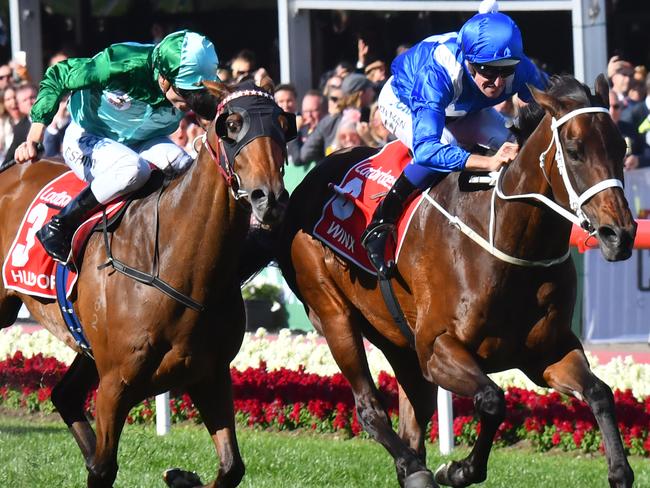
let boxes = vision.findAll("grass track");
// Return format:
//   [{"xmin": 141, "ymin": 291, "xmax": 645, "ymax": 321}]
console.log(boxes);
[{"xmin": 1, "ymin": 415, "xmax": 649, "ymax": 487}]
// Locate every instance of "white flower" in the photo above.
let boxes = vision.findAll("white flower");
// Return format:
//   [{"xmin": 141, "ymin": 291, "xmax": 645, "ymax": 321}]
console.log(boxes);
[{"xmin": 3, "ymin": 326, "xmax": 648, "ymax": 400}]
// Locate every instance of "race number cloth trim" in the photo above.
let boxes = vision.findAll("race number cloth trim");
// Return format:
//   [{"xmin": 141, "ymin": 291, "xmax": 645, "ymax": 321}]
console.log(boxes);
[
  {"xmin": 2, "ymin": 171, "xmax": 126, "ymax": 299},
  {"xmin": 313, "ymin": 141, "xmax": 424, "ymax": 275}
]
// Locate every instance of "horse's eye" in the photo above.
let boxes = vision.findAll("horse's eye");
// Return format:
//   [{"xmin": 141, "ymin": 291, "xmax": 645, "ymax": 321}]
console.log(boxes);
[
  {"xmin": 564, "ymin": 141, "xmax": 582, "ymax": 161},
  {"xmin": 226, "ymin": 114, "xmax": 243, "ymax": 137}
]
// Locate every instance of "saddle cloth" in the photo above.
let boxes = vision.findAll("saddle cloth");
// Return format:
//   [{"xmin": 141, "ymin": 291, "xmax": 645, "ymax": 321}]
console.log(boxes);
[
  {"xmin": 2, "ymin": 171, "xmax": 126, "ymax": 299},
  {"xmin": 313, "ymin": 140, "xmax": 425, "ymax": 275}
]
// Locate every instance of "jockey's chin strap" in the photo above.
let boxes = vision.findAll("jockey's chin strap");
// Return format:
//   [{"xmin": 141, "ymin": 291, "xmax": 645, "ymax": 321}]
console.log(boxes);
[{"xmin": 496, "ymin": 106, "xmax": 623, "ymax": 231}]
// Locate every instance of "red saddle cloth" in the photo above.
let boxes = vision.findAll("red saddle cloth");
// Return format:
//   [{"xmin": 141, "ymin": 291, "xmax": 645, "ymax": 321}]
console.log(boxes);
[
  {"xmin": 2, "ymin": 171, "xmax": 126, "ymax": 299},
  {"xmin": 313, "ymin": 140, "xmax": 424, "ymax": 275}
]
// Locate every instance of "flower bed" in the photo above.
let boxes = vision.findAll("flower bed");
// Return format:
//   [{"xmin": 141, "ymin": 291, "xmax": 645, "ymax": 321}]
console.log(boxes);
[{"xmin": 1, "ymin": 351, "xmax": 649, "ymax": 457}]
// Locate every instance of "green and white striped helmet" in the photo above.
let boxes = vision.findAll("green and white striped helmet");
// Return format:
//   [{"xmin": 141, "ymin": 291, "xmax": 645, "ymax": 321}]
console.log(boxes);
[{"xmin": 153, "ymin": 30, "xmax": 219, "ymax": 90}]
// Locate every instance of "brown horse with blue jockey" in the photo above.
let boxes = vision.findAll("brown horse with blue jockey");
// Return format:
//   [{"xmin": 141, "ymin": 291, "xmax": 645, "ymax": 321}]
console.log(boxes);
[{"xmin": 272, "ymin": 74, "xmax": 636, "ymax": 488}]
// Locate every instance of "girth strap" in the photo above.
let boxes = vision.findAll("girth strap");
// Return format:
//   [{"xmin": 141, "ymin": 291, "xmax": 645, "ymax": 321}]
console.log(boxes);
[
  {"xmin": 98, "ymin": 179, "xmax": 205, "ymax": 313},
  {"xmin": 378, "ymin": 277, "xmax": 415, "ymax": 348}
]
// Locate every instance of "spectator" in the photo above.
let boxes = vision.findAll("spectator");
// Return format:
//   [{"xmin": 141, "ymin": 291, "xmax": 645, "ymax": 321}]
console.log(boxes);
[
  {"xmin": 333, "ymin": 108, "xmax": 362, "ymax": 151},
  {"xmin": 608, "ymin": 55, "xmax": 634, "ymax": 106},
  {"xmin": 627, "ymin": 78, "xmax": 646, "ymax": 106},
  {"xmin": 356, "ymin": 102, "xmax": 392, "ymax": 148},
  {"xmin": 341, "ymin": 72, "xmax": 375, "ymax": 121},
  {"xmin": 0, "ymin": 64, "xmax": 12, "ymax": 90},
  {"xmin": 300, "ymin": 89, "xmax": 324, "ymax": 135},
  {"xmin": 3, "ymin": 83, "xmax": 37, "ymax": 164},
  {"xmin": 43, "ymin": 95, "xmax": 70, "ymax": 157},
  {"xmin": 326, "ymin": 85, "xmax": 344, "ymax": 115},
  {"xmin": 322, "ymin": 74, "xmax": 342, "ymax": 97},
  {"xmin": 231, "ymin": 49, "xmax": 256, "ymax": 83},
  {"xmin": 217, "ymin": 64, "xmax": 231, "ymax": 84},
  {"xmin": 274, "ymin": 84, "xmax": 297, "ymax": 113},
  {"xmin": 610, "ymin": 89, "xmax": 644, "ymax": 171},
  {"xmin": 620, "ymin": 74, "xmax": 650, "ymax": 169},
  {"xmin": 634, "ymin": 65, "xmax": 647, "ymax": 83}
]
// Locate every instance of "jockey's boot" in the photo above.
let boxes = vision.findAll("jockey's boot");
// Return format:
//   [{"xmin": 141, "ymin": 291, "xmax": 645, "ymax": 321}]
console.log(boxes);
[
  {"xmin": 361, "ymin": 173, "xmax": 420, "ymax": 279},
  {"xmin": 36, "ymin": 187, "xmax": 101, "ymax": 264}
]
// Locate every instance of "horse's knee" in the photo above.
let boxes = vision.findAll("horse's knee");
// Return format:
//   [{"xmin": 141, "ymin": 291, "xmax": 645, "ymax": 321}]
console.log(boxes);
[
  {"xmin": 584, "ymin": 378, "xmax": 615, "ymax": 415},
  {"xmin": 473, "ymin": 384, "xmax": 505, "ymax": 422},
  {"xmin": 356, "ymin": 394, "xmax": 389, "ymax": 435}
]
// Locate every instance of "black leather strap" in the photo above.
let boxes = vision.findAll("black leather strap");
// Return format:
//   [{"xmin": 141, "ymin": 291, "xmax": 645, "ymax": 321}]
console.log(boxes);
[
  {"xmin": 98, "ymin": 180, "xmax": 205, "ymax": 313},
  {"xmin": 378, "ymin": 277, "xmax": 415, "ymax": 348}
]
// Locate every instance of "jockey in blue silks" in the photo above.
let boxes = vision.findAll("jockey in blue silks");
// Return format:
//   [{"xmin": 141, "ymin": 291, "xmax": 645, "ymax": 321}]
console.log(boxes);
[{"xmin": 361, "ymin": 3, "xmax": 548, "ymax": 278}]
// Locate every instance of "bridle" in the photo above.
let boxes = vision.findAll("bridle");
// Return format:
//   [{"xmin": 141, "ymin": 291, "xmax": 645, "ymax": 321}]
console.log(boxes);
[
  {"xmin": 495, "ymin": 106, "xmax": 623, "ymax": 231},
  {"xmin": 424, "ymin": 106, "xmax": 625, "ymax": 267},
  {"xmin": 202, "ymin": 88, "xmax": 283, "ymax": 201}
]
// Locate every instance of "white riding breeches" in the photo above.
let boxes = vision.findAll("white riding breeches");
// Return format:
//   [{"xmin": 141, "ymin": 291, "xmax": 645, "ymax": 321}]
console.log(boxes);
[
  {"xmin": 62, "ymin": 122, "xmax": 193, "ymax": 204},
  {"xmin": 377, "ymin": 76, "xmax": 512, "ymax": 153}
]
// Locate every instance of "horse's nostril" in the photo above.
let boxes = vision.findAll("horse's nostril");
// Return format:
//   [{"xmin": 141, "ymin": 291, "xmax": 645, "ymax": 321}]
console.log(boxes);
[
  {"xmin": 597, "ymin": 225, "xmax": 619, "ymax": 245},
  {"xmin": 250, "ymin": 189, "xmax": 266, "ymax": 202}
]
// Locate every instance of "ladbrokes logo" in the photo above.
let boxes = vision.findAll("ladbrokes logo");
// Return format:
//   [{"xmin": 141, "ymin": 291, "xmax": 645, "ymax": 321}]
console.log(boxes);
[
  {"xmin": 40, "ymin": 187, "xmax": 72, "ymax": 207},
  {"xmin": 353, "ymin": 162, "xmax": 396, "ymax": 189}
]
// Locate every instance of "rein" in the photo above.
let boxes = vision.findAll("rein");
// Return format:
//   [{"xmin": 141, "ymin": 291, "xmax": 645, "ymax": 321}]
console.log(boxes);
[{"xmin": 424, "ymin": 106, "xmax": 622, "ymax": 267}]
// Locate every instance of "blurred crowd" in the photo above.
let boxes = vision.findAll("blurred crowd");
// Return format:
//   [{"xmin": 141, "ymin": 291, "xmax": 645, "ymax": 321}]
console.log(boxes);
[{"xmin": 2, "ymin": 30, "xmax": 650, "ymax": 175}]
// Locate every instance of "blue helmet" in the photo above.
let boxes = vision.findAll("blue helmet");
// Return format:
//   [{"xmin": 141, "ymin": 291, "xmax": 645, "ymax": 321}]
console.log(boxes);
[{"xmin": 458, "ymin": 12, "xmax": 523, "ymax": 66}]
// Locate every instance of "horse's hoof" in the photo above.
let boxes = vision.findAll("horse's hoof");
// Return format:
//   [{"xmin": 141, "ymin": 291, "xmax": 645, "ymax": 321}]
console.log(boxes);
[
  {"xmin": 163, "ymin": 468, "xmax": 203, "ymax": 488},
  {"xmin": 434, "ymin": 462, "xmax": 453, "ymax": 486},
  {"xmin": 404, "ymin": 470, "xmax": 438, "ymax": 488}
]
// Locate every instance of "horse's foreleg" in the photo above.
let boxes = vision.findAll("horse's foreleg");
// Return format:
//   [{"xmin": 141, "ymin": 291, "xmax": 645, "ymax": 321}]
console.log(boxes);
[
  {"xmin": 541, "ymin": 348, "xmax": 634, "ymax": 488},
  {"xmin": 182, "ymin": 364, "xmax": 245, "ymax": 488},
  {"xmin": 87, "ymin": 373, "xmax": 129, "ymax": 488},
  {"xmin": 424, "ymin": 333, "xmax": 504, "ymax": 488},
  {"xmin": 51, "ymin": 353, "xmax": 98, "ymax": 464}
]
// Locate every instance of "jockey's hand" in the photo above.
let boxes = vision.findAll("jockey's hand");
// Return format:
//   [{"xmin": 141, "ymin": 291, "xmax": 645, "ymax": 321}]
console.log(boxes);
[
  {"xmin": 491, "ymin": 141, "xmax": 519, "ymax": 169},
  {"xmin": 465, "ymin": 141, "xmax": 519, "ymax": 172},
  {"xmin": 14, "ymin": 123, "xmax": 45, "ymax": 164}
]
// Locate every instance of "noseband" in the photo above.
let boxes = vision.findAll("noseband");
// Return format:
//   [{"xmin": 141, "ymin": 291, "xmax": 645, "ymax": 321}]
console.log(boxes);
[
  {"xmin": 203, "ymin": 88, "xmax": 285, "ymax": 201},
  {"xmin": 497, "ymin": 106, "xmax": 624, "ymax": 231}
]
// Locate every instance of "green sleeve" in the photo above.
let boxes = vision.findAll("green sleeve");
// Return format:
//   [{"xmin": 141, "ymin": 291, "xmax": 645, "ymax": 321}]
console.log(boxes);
[
  {"xmin": 30, "ymin": 44, "xmax": 155, "ymax": 125},
  {"xmin": 30, "ymin": 50, "xmax": 115, "ymax": 125}
]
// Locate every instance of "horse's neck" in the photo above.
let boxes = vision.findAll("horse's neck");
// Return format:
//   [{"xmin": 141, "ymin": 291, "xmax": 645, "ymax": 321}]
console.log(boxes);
[
  {"xmin": 159, "ymin": 147, "xmax": 249, "ymax": 287},
  {"xmin": 492, "ymin": 115, "xmax": 573, "ymax": 258}
]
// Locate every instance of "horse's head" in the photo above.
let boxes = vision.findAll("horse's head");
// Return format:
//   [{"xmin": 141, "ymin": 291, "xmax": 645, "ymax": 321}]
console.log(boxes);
[
  {"xmin": 529, "ymin": 74, "xmax": 637, "ymax": 261},
  {"xmin": 201, "ymin": 79, "xmax": 295, "ymax": 226}
]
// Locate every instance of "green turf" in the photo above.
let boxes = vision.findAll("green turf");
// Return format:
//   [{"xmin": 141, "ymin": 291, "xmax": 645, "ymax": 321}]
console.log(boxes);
[{"xmin": 0, "ymin": 415, "xmax": 648, "ymax": 487}]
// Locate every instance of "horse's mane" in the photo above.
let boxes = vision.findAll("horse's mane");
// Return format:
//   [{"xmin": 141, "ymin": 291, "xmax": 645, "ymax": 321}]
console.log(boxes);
[{"xmin": 514, "ymin": 75, "xmax": 603, "ymax": 145}]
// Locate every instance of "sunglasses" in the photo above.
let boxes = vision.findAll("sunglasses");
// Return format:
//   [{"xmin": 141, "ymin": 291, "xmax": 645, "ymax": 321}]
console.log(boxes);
[
  {"xmin": 329, "ymin": 96, "xmax": 340, "ymax": 103},
  {"xmin": 610, "ymin": 103, "xmax": 622, "ymax": 110},
  {"xmin": 471, "ymin": 63, "xmax": 517, "ymax": 80}
]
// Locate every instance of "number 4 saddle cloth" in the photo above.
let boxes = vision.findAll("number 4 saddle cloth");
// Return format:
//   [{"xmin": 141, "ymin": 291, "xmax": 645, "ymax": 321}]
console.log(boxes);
[
  {"xmin": 313, "ymin": 140, "xmax": 425, "ymax": 276},
  {"xmin": 2, "ymin": 171, "xmax": 126, "ymax": 299}
]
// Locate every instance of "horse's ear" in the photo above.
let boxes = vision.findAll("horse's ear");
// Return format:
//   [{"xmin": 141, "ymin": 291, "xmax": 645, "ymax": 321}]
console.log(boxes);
[
  {"xmin": 593, "ymin": 73, "xmax": 610, "ymax": 107},
  {"xmin": 256, "ymin": 74, "xmax": 275, "ymax": 95},
  {"xmin": 202, "ymin": 80, "xmax": 231, "ymax": 101},
  {"xmin": 527, "ymin": 83, "xmax": 561, "ymax": 116}
]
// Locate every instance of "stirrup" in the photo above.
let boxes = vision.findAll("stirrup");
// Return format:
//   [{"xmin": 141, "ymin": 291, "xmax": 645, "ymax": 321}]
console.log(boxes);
[{"xmin": 362, "ymin": 225, "xmax": 396, "ymax": 279}]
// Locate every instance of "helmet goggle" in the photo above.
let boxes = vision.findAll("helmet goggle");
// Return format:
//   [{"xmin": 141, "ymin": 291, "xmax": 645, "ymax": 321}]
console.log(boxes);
[{"xmin": 470, "ymin": 63, "xmax": 517, "ymax": 81}]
